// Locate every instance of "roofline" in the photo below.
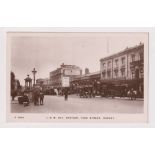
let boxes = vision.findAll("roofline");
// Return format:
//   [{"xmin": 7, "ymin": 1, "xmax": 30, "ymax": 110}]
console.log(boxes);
[
  {"xmin": 72, "ymin": 71, "xmax": 100, "ymax": 80},
  {"xmin": 50, "ymin": 65, "xmax": 82, "ymax": 73},
  {"xmin": 100, "ymin": 43, "xmax": 144, "ymax": 62},
  {"xmin": 84, "ymin": 71, "xmax": 100, "ymax": 76}
]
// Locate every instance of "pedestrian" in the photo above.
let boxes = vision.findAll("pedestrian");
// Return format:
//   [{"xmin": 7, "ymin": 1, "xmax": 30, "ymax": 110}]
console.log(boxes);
[
  {"xmin": 131, "ymin": 88, "xmax": 134, "ymax": 100},
  {"xmin": 11, "ymin": 90, "xmax": 16, "ymax": 101},
  {"xmin": 127, "ymin": 89, "xmax": 131, "ymax": 100},
  {"xmin": 133, "ymin": 90, "xmax": 137, "ymax": 100},
  {"xmin": 33, "ymin": 90, "xmax": 39, "ymax": 106},
  {"xmin": 93, "ymin": 89, "xmax": 96, "ymax": 98},
  {"xmin": 40, "ymin": 91, "xmax": 44, "ymax": 105},
  {"xmin": 64, "ymin": 88, "xmax": 68, "ymax": 101}
]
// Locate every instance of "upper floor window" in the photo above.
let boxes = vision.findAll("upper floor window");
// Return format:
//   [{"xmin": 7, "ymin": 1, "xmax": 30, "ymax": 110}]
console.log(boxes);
[
  {"xmin": 131, "ymin": 54, "xmax": 135, "ymax": 62},
  {"xmin": 139, "ymin": 53, "xmax": 144, "ymax": 60},
  {"xmin": 107, "ymin": 71, "xmax": 111, "ymax": 78},
  {"xmin": 121, "ymin": 57, "xmax": 125, "ymax": 65},
  {"xmin": 131, "ymin": 72, "xmax": 135, "ymax": 79},
  {"xmin": 103, "ymin": 63, "xmax": 106, "ymax": 68},
  {"xmin": 121, "ymin": 69, "xmax": 125, "ymax": 77},
  {"xmin": 108, "ymin": 61, "xmax": 111, "ymax": 67},
  {"xmin": 114, "ymin": 70, "xmax": 118, "ymax": 78},
  {"xmin": 115, "ymin": 59, "xmax": 118, "ymax": 67},
  {"xmin": 102, "ymin": 71, "xmax": 106, "ymax": 78}
]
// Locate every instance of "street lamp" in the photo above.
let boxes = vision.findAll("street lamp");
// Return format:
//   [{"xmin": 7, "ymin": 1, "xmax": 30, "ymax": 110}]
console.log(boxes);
[{"xmin": 32, "ymin": 68, "xmax": 37, "ymax": 87}]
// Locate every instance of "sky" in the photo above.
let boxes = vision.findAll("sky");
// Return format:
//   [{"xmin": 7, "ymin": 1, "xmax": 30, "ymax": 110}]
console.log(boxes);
[{"xmin": 10, "ymin": 32, "xmax": 148, "ymax": 85}]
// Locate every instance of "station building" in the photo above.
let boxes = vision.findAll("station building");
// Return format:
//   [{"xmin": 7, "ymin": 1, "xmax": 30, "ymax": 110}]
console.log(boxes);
[
  {"xmin": 70, "ymin": 71, "xmax": 101, "ymax": 94},
  {"xmin": 70, "ymin": 71, "xmax": 100, "ymax": 87},
  {"xmin": 100, "ymin": 42, "xmax": 144, "ymax": 96}
]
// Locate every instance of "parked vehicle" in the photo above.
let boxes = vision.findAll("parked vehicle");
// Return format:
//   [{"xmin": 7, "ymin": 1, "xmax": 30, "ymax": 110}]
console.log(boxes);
[{"xmin": 18, "ymin": 94, "xmax": 30, "ymax": 107}]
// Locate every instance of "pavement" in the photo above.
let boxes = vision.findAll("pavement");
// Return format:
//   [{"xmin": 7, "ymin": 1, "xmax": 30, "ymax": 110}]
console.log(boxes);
[{"xmin": 11, "ymin": 95, "xmax": 144, "ymax": 113}]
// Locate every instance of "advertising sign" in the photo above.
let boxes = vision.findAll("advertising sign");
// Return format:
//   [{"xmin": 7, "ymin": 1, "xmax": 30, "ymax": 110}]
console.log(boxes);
[{"xmin": 62, "ymin": 76, "xmax": 70, "ymax": 87}]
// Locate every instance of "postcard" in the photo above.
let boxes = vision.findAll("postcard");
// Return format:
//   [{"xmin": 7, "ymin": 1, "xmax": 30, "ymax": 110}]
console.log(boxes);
[{"xmin": 6, "ymin": 31, "xmax": 148, "ymax": 123}]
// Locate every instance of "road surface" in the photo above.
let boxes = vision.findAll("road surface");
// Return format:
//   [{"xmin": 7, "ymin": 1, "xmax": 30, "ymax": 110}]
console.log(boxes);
[{"xmin": 11, "ymin": 95, "xmax": 144, "ymax": 113}]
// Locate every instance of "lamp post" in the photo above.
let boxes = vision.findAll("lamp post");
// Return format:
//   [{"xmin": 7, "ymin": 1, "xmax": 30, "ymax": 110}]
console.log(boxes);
[{"xmin": 32, "ymin": 68, "xmax": 37, "ymax": 87}]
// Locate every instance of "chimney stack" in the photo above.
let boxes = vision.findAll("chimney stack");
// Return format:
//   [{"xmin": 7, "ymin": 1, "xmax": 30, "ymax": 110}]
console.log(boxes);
[{"xmin": 85, "ymin": 68, "xmax": 89, "ymax": 74}]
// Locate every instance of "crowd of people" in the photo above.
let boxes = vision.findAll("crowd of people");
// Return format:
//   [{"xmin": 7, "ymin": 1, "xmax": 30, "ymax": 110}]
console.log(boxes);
[
  {"xmin": 14, "ymin": 85, "xmax": 139, "ymax": 108},
  {"xmin": 71, "ymin": 86, "xmax": 138, "ymax": 100}
]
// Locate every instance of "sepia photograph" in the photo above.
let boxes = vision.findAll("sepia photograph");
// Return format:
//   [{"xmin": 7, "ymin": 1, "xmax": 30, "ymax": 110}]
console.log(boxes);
[{"xmin": 7, "ymin": 31, "xmax": 149, "ymax": 122}]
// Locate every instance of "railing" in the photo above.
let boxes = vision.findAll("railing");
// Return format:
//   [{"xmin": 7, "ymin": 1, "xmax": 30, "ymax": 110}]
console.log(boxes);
[{"xmin": 130, "ymin": 59, "xmax": 143, "ymax": 68}]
